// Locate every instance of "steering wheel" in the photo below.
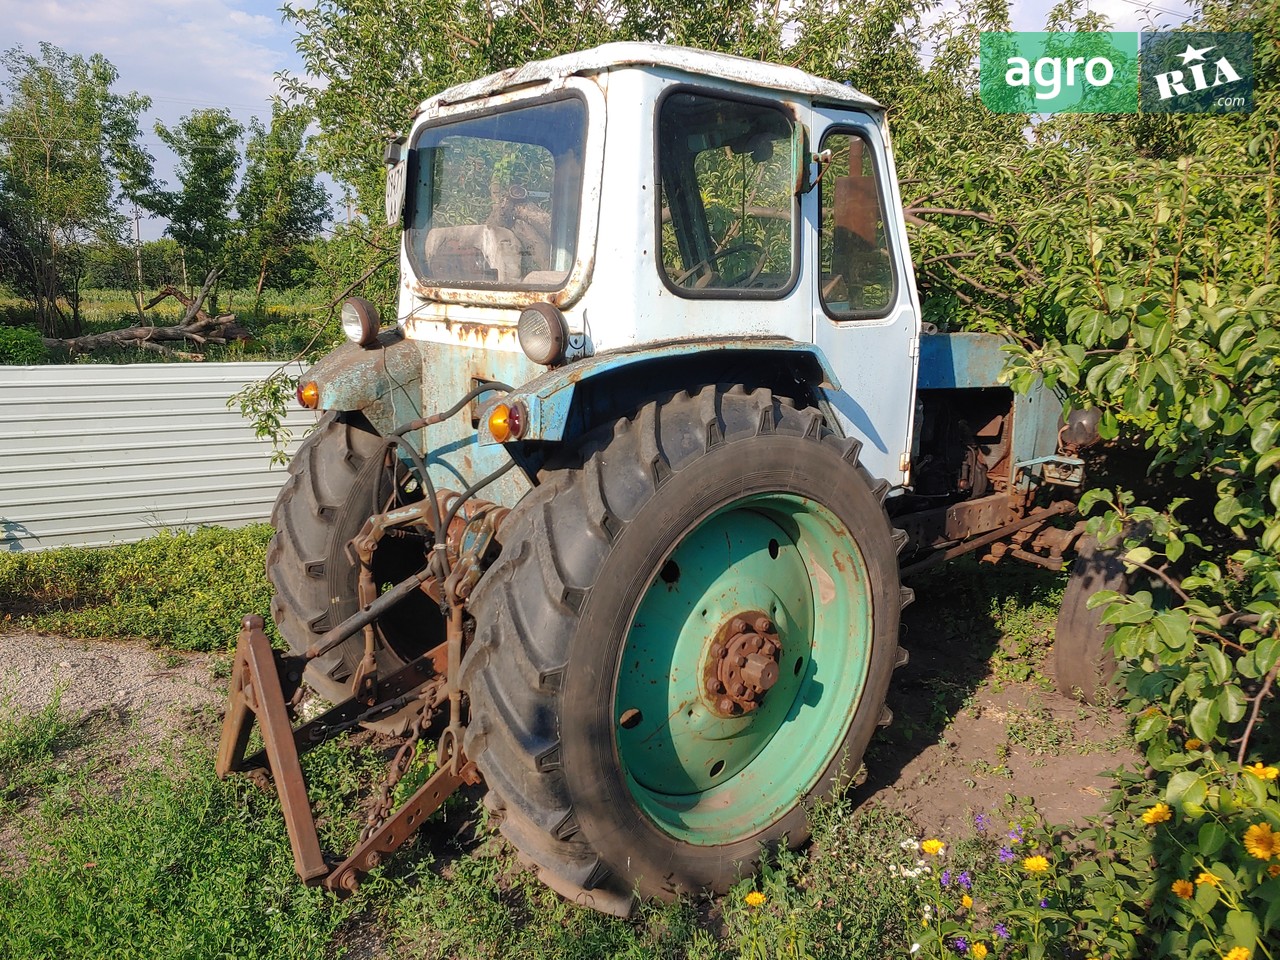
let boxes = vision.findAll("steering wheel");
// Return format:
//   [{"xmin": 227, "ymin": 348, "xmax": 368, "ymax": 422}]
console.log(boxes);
[{"xmin": 673, "ymin": 243, "xmax": 767, "ymax": 289}]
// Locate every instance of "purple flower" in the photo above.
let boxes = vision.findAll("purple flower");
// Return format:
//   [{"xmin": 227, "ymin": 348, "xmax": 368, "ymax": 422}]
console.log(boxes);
[
  {"xmin": 1039, "ymin": 898, "xmax": 1049, "ymax": 908},
  {"xmin": 958, "ymin": 871, "xmax": 972, "ymax": 890},
  {"xmin": 998, "ymin": 846, "xmax": 1015, "ymax": 863},
  {"xmin": 974, "ymin": 813, "xmax": 989, "ymax": 832},
  {"xmin": 994, "ymin": 923, "xmax": 1009, "ymax": 940},
  {"xmin": 951, "ymin": 936, "xmax": 968, "ymax": 954},
  {"xmin": 1008, "ymin": 825, "xmax": 1024, "ymax": 843},
  {"xmin": 941, "ymin": 869, "xmax": 952, "ymax": 887}
]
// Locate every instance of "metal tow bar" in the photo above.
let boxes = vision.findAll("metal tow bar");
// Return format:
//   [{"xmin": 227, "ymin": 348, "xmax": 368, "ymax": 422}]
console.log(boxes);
[{"xmin": 215, "ymin": 615, "xmax": 479, "ymax": 894}]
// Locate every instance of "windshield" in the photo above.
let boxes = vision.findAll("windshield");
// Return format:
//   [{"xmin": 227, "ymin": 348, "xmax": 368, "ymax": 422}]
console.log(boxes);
[
  {"xmin": 406, "ymin": 96, "xmax": 586, "ymax": 290},
  {"xmin": 657, "ymin": 91, "xmax": 795, "ymax": 296}
]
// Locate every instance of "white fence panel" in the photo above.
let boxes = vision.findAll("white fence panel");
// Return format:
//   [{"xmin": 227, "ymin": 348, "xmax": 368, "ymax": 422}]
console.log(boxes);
[{"xmin": 0, "ymin": 363, "xmax": 318, "ymax": 552}]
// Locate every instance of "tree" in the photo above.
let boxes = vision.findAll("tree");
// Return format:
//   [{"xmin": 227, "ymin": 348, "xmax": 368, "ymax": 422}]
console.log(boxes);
[
  {"xmin": 0, "ymin": 43, "xmax": 152, "ymax": 336},
  {"xmin": 233, "ymin": 103, "xmax": 330, "ymax": 308},
  {"xmin": 279, "ymin": 0, "xmax": 966, "ymax": 307},
  {"xmin": 150, "ymin": 108, "xmax": 244, "ymax": 295}
]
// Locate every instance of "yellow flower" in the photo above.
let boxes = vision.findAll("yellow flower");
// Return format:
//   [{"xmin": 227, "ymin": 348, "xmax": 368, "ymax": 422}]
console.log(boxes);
[
  {"xmin": 921, "ymin": 838, "xmax": 945, "ymax": 856},
  {"xmin": 1022, "ymin": 855, "xmax": 1049, "ymax": 873},
  {"xmin": 1243, "ymin": 822, "xmax": 1279, "ymax": 860},
  {"xmin": 961, "ymin": 894, "xmax": 973, "ymax": 909},
  {"xmin": 1195, "ymin": 871, "xmax": 1221, "ymax": 887},
  {"xmin": 744, "ymin": 891, "xmax": 766, "ymax": 908},
  {"xmin": 1269, "ymin": 864, "xmax": 1280, "ymax": 878},
  {"xmin": 1222, "ymin": 948, "xmax": 1250, "ymax": 960},
  {"xmin": 1142, "ymin": 802, "xmax": 1173, "ymax": 825},
  {"xmin": 1171, "ymin": 879, "xmax": 1194, "ymax": 899},
  {"xmin": 1244, "ymin": 762, "xmax": 1280, "ymax": 781},
  {"xmin": 1185, "ymin": 739, "xmax": 1203, "ymax": 749},
  {"xmin": 972, "ymin": 944, "xmax": 988, "ymax": 960}
]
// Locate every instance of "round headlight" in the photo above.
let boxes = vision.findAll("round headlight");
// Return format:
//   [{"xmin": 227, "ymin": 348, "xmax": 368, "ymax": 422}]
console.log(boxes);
[
  {"xmin": 517, "ymin": 303, "xmax": 568, "ymax": 366},
  {"xmin": 341, "ymin": 298, "xmax": 381, "ymax": 348}
]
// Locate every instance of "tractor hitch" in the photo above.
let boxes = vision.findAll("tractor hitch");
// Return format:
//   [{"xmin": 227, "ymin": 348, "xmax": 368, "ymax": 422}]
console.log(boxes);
[{"xmin": 215, "ymin": 615, "xmax": 479, "ymax": 893}]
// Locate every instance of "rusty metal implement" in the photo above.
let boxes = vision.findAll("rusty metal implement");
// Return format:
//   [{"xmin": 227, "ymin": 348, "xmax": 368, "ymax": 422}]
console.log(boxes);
[{"xmin": 215, "ymin": 615, "xmax": 478, "ymax": 893}]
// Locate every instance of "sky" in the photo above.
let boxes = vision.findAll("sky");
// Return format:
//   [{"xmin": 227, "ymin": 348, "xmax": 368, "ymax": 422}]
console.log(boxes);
[{"xmin": 2, "ymin": 0, "xmax": 1196, "ymax": 240}]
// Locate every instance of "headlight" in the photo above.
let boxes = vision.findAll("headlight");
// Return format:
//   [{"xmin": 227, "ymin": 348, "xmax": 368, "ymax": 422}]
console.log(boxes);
[
  {"xmin": 341, "ymin": 298, "xmax": 381, "ymax": 348},
  {"xmin": 517, "ymin": 302, "xmax": 568, "ymax": 366}
]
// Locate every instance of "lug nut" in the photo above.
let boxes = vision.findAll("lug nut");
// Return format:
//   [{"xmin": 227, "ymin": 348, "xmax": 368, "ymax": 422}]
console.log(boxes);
[
  {"xmin": 717, "ymin": 697, "xmax": 738, "ymax": 715},
  {"xmin": 706, "ymin": 678, "xmax": 724, "ymax": 695},
  {"xmin": 755, "ymin": 617, "xmax": 772, "ymax": 634}
]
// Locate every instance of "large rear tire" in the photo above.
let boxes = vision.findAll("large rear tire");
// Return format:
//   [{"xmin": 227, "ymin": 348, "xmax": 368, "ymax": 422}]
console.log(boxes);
[
  {"xmin": 461, "ymin": 386, "xmax": 910, "ymax": 914},
  {"xmin": 267, "ymin": 412, "xmax": 443, "ymax": 727}
]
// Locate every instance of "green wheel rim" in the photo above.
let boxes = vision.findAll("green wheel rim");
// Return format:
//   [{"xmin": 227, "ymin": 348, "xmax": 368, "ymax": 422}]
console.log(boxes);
[{"xmin": 613, "ymin": 493, "xmax": 875, "ymax": 844}]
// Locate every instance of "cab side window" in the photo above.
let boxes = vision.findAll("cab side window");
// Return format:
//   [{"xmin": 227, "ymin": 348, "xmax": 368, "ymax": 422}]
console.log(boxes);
[{"xmin": 819, "ymin": 130, "xmax": 896, "ymax": 317}]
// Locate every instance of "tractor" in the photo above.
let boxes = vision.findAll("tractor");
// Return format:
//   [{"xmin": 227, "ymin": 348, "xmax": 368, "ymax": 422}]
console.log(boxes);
[{"xmin": 216, "ymin": 42, "xmax": 1103, "ymax": 916}]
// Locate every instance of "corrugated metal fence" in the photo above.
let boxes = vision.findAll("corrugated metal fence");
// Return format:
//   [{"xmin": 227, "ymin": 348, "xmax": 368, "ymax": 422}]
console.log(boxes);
[{"xmin": 0, "ymin": 363, "xmax": 318, "ymax": 552}]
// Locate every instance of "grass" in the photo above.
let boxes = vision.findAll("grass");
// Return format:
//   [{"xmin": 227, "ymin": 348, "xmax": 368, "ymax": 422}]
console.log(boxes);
[
  {"xmin": 0, "ymin": 286, "xmax": 342, "ymax": 364},
  {"xmin": 0, "ymin": 738, "xmax": 379, "ymax": 959},
  {"xmin": 0, "ymin": 685, "xmax": 80, "ymax": 813},
  {"xmin": 0, "ymin": 525, "xmax": 276, "ymax": 652}
]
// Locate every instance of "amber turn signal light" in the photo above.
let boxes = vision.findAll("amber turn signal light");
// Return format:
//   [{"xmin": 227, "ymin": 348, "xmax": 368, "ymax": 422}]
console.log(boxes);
[
  {"xmin": 297, "ymin": 381, "xmax": 319, "ymax": 409},
  {"xmin": 488, "ymin": 402, "xmax": 525, "ymax": 442}
]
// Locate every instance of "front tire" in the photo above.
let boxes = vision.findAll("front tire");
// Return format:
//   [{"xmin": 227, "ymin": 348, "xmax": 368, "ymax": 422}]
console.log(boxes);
[
  {"xmin": 267, "ymin": 412, "xmax": 443, "ymax": 725},
  {"xmin": 461, "ymin": 386, "xmax": 909, "ymax": 914}
]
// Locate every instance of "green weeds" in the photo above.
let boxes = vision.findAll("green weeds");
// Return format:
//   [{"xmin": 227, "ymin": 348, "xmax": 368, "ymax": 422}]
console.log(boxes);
[
  {"xmin": 0, "ymin": 735, "xmax": 385, "ymax": 959},
  {"xmin": 0, "ymin": 525, "xmax": 275, "ymax": 651},
  {"xmin": 0, "ymin": 686, "xmax": 80, "ymax": 811}
]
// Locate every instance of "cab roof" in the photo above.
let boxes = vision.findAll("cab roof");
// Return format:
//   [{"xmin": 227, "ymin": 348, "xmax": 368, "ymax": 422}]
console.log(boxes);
[{"xmin": 421, "ymin": 42, "xmax": 881, "ymax": 113}]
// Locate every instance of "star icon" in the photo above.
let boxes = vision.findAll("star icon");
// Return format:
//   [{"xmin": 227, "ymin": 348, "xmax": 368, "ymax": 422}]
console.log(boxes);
[{"xmin": 1177, "ymin": 43, "xmax": 1214, "ymax": 64}]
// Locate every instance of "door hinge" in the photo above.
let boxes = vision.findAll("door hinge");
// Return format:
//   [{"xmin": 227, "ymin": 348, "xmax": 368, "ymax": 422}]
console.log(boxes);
[{"xmin": 907, "ymin": 336, "xmax": 919, "ymax": 359}]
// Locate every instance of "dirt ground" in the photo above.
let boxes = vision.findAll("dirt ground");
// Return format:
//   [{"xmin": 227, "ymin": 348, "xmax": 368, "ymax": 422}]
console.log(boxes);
[
  {"xmin": 0, "ymin": 582, "xmax": 1137, "ymax": 850},
  {"xmin": 0, "ymin": 629, "xmax": 222, "ymax": 743},
  {"xmin": 860, "ymin": 583, "xmax": 1140, "ymax": 839}
]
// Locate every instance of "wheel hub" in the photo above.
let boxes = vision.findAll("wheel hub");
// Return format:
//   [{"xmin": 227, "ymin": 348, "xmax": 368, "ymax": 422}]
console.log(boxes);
[{"xmin": 704, "ymin": 612, "xmax": 782, "ymax": 716}]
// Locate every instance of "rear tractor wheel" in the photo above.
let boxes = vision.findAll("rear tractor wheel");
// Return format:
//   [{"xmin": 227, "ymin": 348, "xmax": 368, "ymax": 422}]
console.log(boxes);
[{"xmin": 461, "ymin": 386, "xmax": 912, "ymax": 915}]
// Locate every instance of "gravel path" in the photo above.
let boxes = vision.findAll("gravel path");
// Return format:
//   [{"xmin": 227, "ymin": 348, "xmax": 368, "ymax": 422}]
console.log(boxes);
[{"xmin": 0, "ymin": 629, "xmax": 223, "ymax": 741}]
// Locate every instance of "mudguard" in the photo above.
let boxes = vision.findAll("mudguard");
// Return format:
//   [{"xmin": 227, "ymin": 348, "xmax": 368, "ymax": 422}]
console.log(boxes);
[
  {"xmin": 475, "ymin": 338, "xmax": 841, "ymax": 444},
  {"xmin": 305, "ymin": 331, "xmax": 428, "ymax": 428}
]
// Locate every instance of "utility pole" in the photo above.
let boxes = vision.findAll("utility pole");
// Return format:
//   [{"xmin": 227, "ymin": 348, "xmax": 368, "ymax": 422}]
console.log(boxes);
[{"xmin": 133, "ymin": 204, "xmax": 145, "ymax": 321}]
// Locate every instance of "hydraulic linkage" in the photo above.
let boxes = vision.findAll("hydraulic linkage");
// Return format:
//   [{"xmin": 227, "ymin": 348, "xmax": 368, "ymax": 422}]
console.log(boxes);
[{"xmin": 214, "ymin": 614, "xmax": 480, "ymax": 894}]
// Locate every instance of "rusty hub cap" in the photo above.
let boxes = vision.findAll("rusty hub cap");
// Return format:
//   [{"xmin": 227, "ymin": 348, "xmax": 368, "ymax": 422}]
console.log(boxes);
[{"xmin": 703, "ymin": 611, "xmax": 782, "ymax": 716}]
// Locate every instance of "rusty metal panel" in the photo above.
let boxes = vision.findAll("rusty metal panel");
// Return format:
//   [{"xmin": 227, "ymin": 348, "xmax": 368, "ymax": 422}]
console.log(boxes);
[
  {"xmin": 0, "ymin": 362, "xmax": 318, "ymax": 552},
  {"xmin": 421, "ymin": 42, "xmax": 881, "ymax": 114}
]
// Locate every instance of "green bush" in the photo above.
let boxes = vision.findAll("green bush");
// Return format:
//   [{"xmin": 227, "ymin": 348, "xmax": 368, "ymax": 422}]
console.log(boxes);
[
  {"xmin": 0, "ymin": 326, "xmax": 47, "ymax": 364},
  {"xmin": 0, "ymin": 525, "xmax": 275, "ymax": 651}
]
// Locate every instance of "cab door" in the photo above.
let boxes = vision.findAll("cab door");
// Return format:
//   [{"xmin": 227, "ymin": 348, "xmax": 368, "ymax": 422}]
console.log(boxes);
[{"xmin": 805, "ymin": 106, "xmax": 921, "ymax": 486}]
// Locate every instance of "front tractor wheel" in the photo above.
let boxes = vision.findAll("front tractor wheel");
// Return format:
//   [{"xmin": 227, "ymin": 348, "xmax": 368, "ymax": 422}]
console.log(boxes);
[
  {"xmin": 461, "ymin": 386, "xmax": 910, "ymax": 915},
  {"xmin": 267, "ymin": 412, "xmax": 443, "ymax": 729}
]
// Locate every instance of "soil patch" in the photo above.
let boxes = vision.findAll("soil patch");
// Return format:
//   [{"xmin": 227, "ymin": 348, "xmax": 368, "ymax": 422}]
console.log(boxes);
[{"xmin": 860, "ymin": 580, "xmax": 1140, "ymax": 840}]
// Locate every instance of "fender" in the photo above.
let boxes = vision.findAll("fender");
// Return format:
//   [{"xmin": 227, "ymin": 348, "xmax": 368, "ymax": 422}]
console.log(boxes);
[
  {"xmin": 477, "ymin": 337, "xmax": 841, "ymax": 445},
  {"xmin": 305, "ymin": 331, "xmax": 428, "ymax": 427}
]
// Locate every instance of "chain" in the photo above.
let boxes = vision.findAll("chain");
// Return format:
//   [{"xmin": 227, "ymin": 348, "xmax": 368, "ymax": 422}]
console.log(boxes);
[{"xmin": 359, "ymin": 681, "xmax": 445, "ymax": 843}]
